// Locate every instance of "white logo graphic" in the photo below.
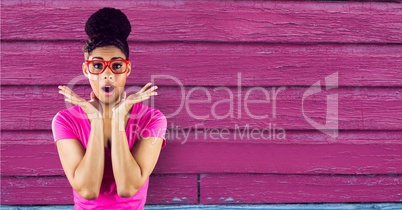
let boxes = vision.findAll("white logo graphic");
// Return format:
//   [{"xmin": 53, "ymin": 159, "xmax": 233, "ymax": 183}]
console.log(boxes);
[{"xmin": 302, "ymin": 72, "xmax": 339, "ymax": 138}]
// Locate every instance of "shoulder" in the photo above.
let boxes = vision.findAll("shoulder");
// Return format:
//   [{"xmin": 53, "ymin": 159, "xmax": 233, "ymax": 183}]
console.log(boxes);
[
  {"xmin": 52, "ymin": 105, "xmax": 86, "ymax": 143},
  {"xmin": 131, "ymin": 102, "xmax": 166, "ymax": 122},
  {"xmin": 52, "ymin": 105, "xmax": 86, "ymax": 124}
]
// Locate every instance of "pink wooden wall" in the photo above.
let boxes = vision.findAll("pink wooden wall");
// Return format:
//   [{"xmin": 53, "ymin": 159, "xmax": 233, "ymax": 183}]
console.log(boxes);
[{"xmin": 1, "ymin": 0, "xmax": 402, "ymax": 205}]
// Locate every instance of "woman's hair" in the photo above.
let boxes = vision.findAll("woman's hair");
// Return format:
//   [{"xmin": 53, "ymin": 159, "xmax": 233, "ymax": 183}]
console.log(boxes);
[{"xmin": 83, "ymin": 7, "xmax": 131, "ymax": 59}]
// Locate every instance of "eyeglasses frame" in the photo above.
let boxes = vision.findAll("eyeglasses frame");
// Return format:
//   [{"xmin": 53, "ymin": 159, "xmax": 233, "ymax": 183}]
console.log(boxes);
[{"xmin": 84, "ymin": 59, "xmax": 131, "ymax": 75}]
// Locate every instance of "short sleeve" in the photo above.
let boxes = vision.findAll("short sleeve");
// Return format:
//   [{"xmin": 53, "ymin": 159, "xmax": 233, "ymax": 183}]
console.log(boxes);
[
  {"xmin": 51, "ymin": 111, "xmax": 79, "ymax": 143},
  {"xmin": 140, "ymin": 109, "xmax": 167, "ymax": 149}
]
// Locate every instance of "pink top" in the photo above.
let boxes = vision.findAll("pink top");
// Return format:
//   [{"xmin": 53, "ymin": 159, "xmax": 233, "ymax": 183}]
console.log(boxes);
[{"xmin": 51, "ymin": 102, "xmax": 167, "ymax": 210}]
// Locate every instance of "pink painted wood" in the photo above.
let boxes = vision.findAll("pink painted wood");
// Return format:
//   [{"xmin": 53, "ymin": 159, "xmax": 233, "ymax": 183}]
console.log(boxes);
[
  {"xmin": 1, "ymin": 1, "xmax": 402, "ymax": 43},
  {"xmin": 1, "ymin": 86, "xmax": 401, "ymax": 130},
  {"xmin": 2, "ymin": 131, "xmax": 402, "ymax": 176},
  {"xmin": 1, "ymin": 175, "xmax": 198, "ymax": 205},
  {"xmin": 1, "ymin": 42, "xmax": 401, "ymax": 87},
  {"xmin": 1, "ymin": 0, "xmax": 402, "ymax": 206},
  {"xmin": 200, "ymin": 174, "xmax": 402, "ymax": 204},
  {"xmin": 1, "ymin": 176, "xmax": 72, "ymax": 204}
]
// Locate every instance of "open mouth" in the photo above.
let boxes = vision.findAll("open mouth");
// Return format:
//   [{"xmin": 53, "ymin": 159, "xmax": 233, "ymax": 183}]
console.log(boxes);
[{"xmin": 102, "ymin": 85, "xmax": 115, "ymax": 95}]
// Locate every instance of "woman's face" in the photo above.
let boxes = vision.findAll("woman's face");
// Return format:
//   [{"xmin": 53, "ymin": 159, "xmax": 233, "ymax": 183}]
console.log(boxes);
[{"xmin": 83, "ymin": 45, "xmax": 131, "ymax": 105}]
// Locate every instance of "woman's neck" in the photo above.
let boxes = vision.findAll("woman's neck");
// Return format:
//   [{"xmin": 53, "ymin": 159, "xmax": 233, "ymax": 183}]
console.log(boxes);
[{"xmin": 100, "ymin": 96, "xmax": 123, "ymax": 119}]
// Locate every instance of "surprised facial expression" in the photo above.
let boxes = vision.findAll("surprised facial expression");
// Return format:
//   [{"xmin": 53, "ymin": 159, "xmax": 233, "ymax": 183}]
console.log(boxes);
[{"xmin": 83, "ymin": 46, "xmax": 131, "ymax": 105}]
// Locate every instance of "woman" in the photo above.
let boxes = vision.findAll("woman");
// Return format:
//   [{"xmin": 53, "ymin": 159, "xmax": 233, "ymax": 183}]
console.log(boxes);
[{"xmin": 52, "ymin": 7, "xmax": 167, "ymax": 209}]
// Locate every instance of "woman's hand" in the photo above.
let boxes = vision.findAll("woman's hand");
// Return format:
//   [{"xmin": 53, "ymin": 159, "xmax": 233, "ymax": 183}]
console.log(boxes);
[
  {"xmin": 58, "ymin": 85, "xmax": 103, "ymax": 121},
  {"xmin": 112, "ymin": 82, "xmax": 158, "ymax": 120}
]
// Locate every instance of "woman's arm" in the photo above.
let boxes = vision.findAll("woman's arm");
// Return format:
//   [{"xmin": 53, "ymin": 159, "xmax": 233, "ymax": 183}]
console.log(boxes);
[
  {"xmin": 110, "ymin": 83, "xmax": 162, "ymax": 197},
  {"xmin": 110, "ymin": 118, "xmax": 163, "ymax": 198},
  {"xmin": 56, "ymin": 119, "xmax": 105, "ymax": 200},
  {"xmin": 56, "ymin": 86, "xmax": 105, "ymax": 199}
]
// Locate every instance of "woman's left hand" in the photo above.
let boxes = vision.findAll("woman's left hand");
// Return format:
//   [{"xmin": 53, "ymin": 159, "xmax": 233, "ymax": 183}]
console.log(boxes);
[{"xmin": 112, "ymin": 82, "xmax": 158, "ymax": 120}]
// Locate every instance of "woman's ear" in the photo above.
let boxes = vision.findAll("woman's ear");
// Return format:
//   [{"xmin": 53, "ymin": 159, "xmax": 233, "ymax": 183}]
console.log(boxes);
[
  {"xmin": 83, "ymin": 53, "xmax": 90, "ymax": 78},
  {"xmin": 126, "ymin": 61, "xmax": 132, "ymax": 77},
  {"xmin": 82, "ymin": 62, "xmax": 89, "ymax": 78}
]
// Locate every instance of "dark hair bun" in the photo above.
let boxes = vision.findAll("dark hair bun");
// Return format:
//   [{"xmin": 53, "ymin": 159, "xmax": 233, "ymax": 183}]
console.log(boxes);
[{"xmin": 85, "ymin": 7, "xmax": 131, "ymax": 41}]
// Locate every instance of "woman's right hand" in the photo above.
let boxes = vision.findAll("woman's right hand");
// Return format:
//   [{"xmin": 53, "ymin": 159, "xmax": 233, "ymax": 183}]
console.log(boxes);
[{"xmin": 58, "ymin": 85, "xmax": 102, "ymax": 121}]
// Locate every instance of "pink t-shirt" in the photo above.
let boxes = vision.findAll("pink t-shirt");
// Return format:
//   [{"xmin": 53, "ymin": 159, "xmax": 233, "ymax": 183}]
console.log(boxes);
[{"xmin": 51, "ymin": 102, "xmax": 167, "ymax": 210}]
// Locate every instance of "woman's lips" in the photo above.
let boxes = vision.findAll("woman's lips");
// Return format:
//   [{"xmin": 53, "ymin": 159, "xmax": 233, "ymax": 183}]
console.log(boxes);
[{"xmin": 102, "ymin": 85, "xmax": 115, "ymax": 96}]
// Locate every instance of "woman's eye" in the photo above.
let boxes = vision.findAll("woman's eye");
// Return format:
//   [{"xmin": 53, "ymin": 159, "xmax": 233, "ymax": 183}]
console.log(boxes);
[
  {"xmin": 112, "ymin": 63, "xmax": 123, "ymax": 70},
  {"xmin": 92, "ymin": 63, "xmax": 103, "ymax": 69}
]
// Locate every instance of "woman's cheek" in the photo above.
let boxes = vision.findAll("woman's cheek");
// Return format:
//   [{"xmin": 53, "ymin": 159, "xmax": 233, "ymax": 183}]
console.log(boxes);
[
  {"xmin": 117, "ymin": 77, "xmax": 127, "ymax": 88},
  {"xmin": 88, "ymin": 74, "xmax": 99, "ymax": 81},
  {"xmin": 88, "ymin": 78, "xmax": 102, "ymax": 99}
]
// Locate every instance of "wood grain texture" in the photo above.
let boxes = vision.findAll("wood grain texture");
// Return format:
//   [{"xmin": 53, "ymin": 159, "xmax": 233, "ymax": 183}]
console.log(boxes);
[
  {"xmin": 1, "ymin": 174, "xmax": 198, "ymax": 205},
  {"xmin": 3, "ymin": 174, "xmax": 402, "ymax": 205},
  {"xmin": 1, "ymin": 86, "xmax": 401, "ymax": 130},
  {"xmin": 200, "ymin": 174, "xmax": 402, "ymax": 204},
  {"xmin": 2, "ymin": 203, "xmax": 402, "ymax": 210},
  {"xmin": 148, "ymin": 174, "xmax": 198, "ymax": 204},
  {"xmin": 2, "ymin": 131, "xmax": 402, "ymax": 176},
  {"xmin": 2, "ymin": 0, "xmax": 402, "ymax": 206},
  {"xmin": 1, "ymin": 1, "xmax": 402, "ymax": 43},
  {"xmin": 1, "ymin": 176, "xmax": 72, "ymax": 204},
  {"xmin": 1, "ymin": 42, "xmax": 401, "ymax": 87}
]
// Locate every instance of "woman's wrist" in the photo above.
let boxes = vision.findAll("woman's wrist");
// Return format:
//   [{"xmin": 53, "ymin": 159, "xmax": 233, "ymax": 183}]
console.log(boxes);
[
  {"xmin": 90, "ymin": 118, "xmax": 104, "ymax": 127},
  {"xmin": 87, "ymin": 112, "xmax": 102, "ymax": 121},
  {"xmin": 112, "ymin": 113, "xmax": 128, "ymax": 122},
  {"xmin": 111, "ymin": 115, "xmax": 127, "ymax": 133}
]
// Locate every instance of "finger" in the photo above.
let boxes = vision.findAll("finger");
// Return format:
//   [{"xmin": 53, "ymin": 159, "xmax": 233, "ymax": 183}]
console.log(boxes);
[
  {"xmin": 143, "ymin": 90, "xmax": 157, "ymax": 98},
  {"xmin": 59, "ymin": 89, "xmax": 83, "ymax": 102},
  {"xmin": 58, "ymin": 89, "xmax": 72, "ymax": 98},
  {"xmin": 138, "ymin": 82, "xmax": 152, "ymax": 93},
  {"xmin": 145, "ymin": 85, "xmax": 158, "ymax": 94},
  {"xmin": 67, "ymin": 89, "xmax": 84, "ymax": 101},
  {"xmin": 124, "ymin": 91, "xmax": 127, "ymax": 99},
  {"xmin": 62, "ymin": 86, "xmax": 79, "ymax": 96},
  {"xmin": 90, "ymin": 91, "xmax": 95, "ymax": 100},
  {"xmin": 58, "ymin": 86, "xmax": 71, "ymax": 97},
  {"xmin": 59, "ymin": 86, "xmax": 80, "ymax": 99},
  {"xmin": 64, "ymin": 97, "xmax": 86, "ymax": 106},
  {"xmin": 59, "ymin": 90, "xmax": 87, "ymax": 107},
  {"xmin": 126, "ymin": 98, "xmax": 146, "ymax": 106},
  {"xmin": 129, "ymin": 93, "xmax": 151, "ymax": 104},
  {"xmin": 143, "ymin": 87, "xmax": 158, "ymax": 97}
]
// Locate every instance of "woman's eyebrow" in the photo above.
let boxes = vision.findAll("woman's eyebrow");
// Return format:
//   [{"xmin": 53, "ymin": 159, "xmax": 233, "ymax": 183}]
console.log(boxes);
[
  {"xmin": 90, "ymin": 56, "xmax": 123, "ymax": 60},
  {"xmin": 111, "ymin": 57, "xmax": 124, "ymax": 60}
]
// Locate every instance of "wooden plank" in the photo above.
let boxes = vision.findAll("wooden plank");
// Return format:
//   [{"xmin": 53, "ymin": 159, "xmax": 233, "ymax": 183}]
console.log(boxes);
[
  {"xmin": 1, "ymin": 1, "xmax": 401, "ymax": 43},
  {"xmin": 0, "ymin": 176, "xmax": 72, "ymax": 204},
  {"xmin": 1, "ymin": 86, "xmax": 401, "ymax": 130},
  {"xmin": 200, "ymin": 174, "xmax": 402, "ymax": 204},
  {"xmin": 0, "ymin": 174, "xmax": 198, "ymax": 205},
  {"xmin": 147, "ymin": 174, "xmax": 198, "ymax": 204},
  {"xmin": 1, "ymin": 42, "xmax": 401, "ymax": 87},
  {"xmin": 2, "ymin": 131, "xmax": 402, "ymax": 176},
  {"xmin": 2, "ymin": 203, "xmax": 402, "ymax": 210}
]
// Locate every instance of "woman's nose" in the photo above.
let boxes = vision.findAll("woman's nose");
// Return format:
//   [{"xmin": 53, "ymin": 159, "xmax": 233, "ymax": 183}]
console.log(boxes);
[
  {"xmin": 103, "ymin": 66, "xmax": 114, "ymax": 80},
  {"xmin": 104, "ymin": 75, "xmax": 113, "ymax": 80}
]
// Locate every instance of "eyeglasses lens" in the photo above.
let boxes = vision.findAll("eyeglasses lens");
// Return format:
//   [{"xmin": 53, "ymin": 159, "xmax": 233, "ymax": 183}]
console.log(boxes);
[{"xmin": 89, "ymin": 60, "xmax": 127, "ymax": 74}]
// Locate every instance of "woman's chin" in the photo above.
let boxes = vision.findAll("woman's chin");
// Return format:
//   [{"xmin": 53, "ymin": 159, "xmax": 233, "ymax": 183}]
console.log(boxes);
[{"xmin": 100, "ymin": 95, "xmax": 120, "ymax": 105}]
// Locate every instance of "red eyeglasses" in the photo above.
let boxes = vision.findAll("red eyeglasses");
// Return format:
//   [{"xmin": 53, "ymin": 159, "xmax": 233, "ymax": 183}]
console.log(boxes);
[{"xmin": 85, "ymin": 59, "xmax": 130, "ymax": 75}]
